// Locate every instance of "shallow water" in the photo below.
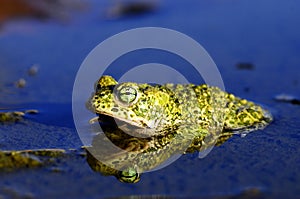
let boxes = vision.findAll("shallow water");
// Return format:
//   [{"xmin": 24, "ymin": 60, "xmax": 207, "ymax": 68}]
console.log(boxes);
[{"xmin": 0, "ymin": 0, "xmax": 299, "ymax": 198}]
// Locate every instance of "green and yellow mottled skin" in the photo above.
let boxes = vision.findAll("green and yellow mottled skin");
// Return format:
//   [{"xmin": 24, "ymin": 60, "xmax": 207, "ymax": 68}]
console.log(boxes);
[
  {"xmin": 86, "ymin": 75, "xmax": 273, "ymax": 183},
  {"xmin": 88, "ymin": 75, "xmax": 272, "ymax": 136}
]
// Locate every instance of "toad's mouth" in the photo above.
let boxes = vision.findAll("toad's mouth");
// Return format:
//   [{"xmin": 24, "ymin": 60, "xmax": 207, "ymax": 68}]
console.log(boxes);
[
  {"xmin": 96, "ymin": 112, "xmax": 162, "ymax": 137},
  {"xmin": 86, "ymin": 100, "xmax": 148, "ymax": 129},
  {"xmin": 97, "ymin": 111, "xmax": 149, "ymax": 129},
  {"xmin": 86, "ymin": 99, "xmax": 145, "ymax": 129}
]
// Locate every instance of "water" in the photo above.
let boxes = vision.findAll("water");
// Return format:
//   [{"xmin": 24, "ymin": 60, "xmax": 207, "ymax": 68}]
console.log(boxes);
[{"xmin": 0, "ymin": 0, "xmax": 299, "ymax": 198}]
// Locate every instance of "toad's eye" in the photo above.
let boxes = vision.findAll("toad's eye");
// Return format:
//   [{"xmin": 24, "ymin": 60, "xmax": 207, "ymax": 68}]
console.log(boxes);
[
  {"xmin": 115, "ymin": 85, "xmax": 138, "ymax": 106},
  {"xmin": 117, "ymin": 167, "xmax": 140, "ymax": 183}
]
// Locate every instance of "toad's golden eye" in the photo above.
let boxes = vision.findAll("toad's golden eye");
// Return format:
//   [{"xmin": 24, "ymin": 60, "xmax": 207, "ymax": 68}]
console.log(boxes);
[{"xmin": 114, "ymin": 85, "xmax": 138, "ymax": 106}]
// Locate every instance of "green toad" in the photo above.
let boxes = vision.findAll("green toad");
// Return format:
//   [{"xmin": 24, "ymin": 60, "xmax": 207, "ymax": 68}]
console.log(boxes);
[
  {"xmin": 86, "ymin": 75, "xmax": 273, "ymax": 183},
  {"xmin": 87, "ymin": 75, "xmax": 272, "ymax": 136}
]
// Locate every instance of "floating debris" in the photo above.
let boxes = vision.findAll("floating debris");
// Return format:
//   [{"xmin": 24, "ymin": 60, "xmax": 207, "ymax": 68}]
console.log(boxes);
[
  {"xmin": 0, "ymin": 109, "xmax": 38, "ymax": 123},
  {"xmin": 236, "ymin": 62, "xmax": 255, "ymax": 70},
  {"xmin": 25, "ymin": 109, "xmax": 39, "ymax": 114},
  {"xmin": 27, "ymin": 64, "xmax": 39, "ymax": 76},
  {"xmin": 0, "ymin": 151, "xmax": 42, "ymax": 170},
  {"xmin": 0, "ymin": 111, "xmax": 24, "ymax": 123},
  {"xmin": 274, "ymin": 94, "xmax": 300, "ymax": 105},
  {"xmin": 15, "ymin": 78, "xmax": 26, "ymax": 88},
  {"xmin": 25, "ymin": 149, "xmax": 66, "ymax": 157},
  {"xmin": 107, "ymin": 1, "xmax": 157, "ymax": 19},
  {"xmin": 0, "ymin": 149, "xmax": 66, "ymax": 171}
]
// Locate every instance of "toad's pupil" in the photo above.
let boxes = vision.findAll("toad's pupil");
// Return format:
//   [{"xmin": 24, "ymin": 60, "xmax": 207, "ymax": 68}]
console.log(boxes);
[{"xmin": 119, "ymin": 87, "xmax": 137, "ymax": 103}]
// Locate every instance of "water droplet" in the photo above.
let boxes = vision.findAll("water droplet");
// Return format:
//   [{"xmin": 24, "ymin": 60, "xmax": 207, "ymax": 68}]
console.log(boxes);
[{"xmin": 241, "ymin": 133, "xmax": 247, "ymax": 138}]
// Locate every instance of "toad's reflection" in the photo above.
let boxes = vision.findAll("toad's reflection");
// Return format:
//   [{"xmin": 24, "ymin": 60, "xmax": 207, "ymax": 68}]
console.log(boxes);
[{"xmin": 85, "ymin": 115, "xmax": 233, "ymax": 183}]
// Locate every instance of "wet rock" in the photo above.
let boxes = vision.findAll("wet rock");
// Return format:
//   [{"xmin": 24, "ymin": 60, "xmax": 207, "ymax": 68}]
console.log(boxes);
[
  {"xmin": 27, "ymin": 64, "xmax": 39, "ymax": 76},
  {"xmin": 15, "ymin": 78, "xmax": 26, "ymax": 88},
  {"xmin": 274, "ymin": 94, "xmax": 300, "ymax": 105},
  {"xmin": 0, "ymin": 111, "xmax": 25, "ymax": 123},
  {"xmin": 0, "ymin": 149, "xmax": 66, "ymax": 171},
  {"xmin": 24, "ymin": 109, "xmax": 39, "ymax": 114},
  {"xmin": 0, "ymin": 109, "xmax": 38, "ymax": 123}
]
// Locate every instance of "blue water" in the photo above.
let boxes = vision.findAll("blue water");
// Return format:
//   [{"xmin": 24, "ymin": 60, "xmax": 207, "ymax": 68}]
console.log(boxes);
[{"xmin": 0, "ymin": 0, "xmax": 299, "ymax": 198}]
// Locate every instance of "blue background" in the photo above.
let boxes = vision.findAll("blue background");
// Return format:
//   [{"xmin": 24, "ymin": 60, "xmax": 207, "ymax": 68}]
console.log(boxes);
[{"xmin": 0, "ymin": 0, "xmax": 299, "ymax": 198}]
